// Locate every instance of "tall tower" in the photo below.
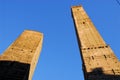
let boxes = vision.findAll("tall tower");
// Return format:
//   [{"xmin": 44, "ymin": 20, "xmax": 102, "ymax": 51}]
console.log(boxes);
[
  {"xmin": 0, "ymin": 30, "xmax": 43, "ymax": 80},
  {"xmin": 71, "ymin": 6, "xmax": 120, "ymax": 80}
]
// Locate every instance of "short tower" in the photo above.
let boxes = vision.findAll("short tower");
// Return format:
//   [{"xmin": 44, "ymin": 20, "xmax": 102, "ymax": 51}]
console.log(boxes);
[{"xmin": 0, "ymin": 30, "xmax": 43, "ymax": 80}]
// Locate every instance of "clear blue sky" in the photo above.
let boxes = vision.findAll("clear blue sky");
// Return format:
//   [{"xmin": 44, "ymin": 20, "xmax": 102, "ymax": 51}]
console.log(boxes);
[{"xmin": 0, "ymin": 0, "xmax": 120, "ymax": 80}]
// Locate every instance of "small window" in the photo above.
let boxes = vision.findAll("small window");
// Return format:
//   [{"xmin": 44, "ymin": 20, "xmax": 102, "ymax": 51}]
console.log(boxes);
[
  {"xmin": 83, "ymin": 22, "xmax": 85, "ymax": 24},
  {"xmin": 92, "ymin": 56, "xmax": 94, "ymax": 60},
  {"xmin": 104, "ymin": 55, "xmax": 107, "ymax": 59}
]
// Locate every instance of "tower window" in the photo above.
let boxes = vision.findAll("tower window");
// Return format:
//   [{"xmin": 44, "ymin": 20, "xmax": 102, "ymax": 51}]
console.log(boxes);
[
  {"xmin": 83, "ymin": 22, "xmax": 85, "ymax": 24},
  {"xmin": 92, "ymin": 56, "xmax": 94, "ymax": 60},
  {"xmin": 104, "ymin": 55, "xmax": 107, "ymax": 59}
]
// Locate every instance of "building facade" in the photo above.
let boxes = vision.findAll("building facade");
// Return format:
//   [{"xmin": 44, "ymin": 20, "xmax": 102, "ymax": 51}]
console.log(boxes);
[{"xmin": 71, "ymin": 6, "xmax": 120, "ymax": 80}]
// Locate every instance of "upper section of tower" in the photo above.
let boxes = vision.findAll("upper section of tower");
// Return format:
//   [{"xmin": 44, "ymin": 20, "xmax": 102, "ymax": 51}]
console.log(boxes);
[
  {"xmin": 71, "ymin": 5, "xmax": 106, "ymax": 48},
  {"xmin": 0, "ymin": 30, "xmax": 43, "ymax": 64},
  {"xmin": 71, "ymin": 5, "xmax": 89, "ymax": 19}
]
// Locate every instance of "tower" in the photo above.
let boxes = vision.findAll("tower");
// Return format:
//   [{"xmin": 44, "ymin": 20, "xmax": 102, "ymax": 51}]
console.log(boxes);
[
  {"xmin": 71, "ymin": 6, "xmax": 120, "ymax": 80},
  {"xmin": 0, "ymin": 30, "xmax": 43, "ymax": 80}
]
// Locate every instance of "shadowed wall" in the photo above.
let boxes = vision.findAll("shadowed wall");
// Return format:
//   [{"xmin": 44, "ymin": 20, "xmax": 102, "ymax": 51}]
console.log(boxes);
[{"xmin": 0, "ymin": 61, "xmax": 30, "ymax": 80}]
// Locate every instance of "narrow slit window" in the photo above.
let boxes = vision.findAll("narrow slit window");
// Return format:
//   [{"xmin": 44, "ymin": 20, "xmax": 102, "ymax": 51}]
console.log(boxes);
[
  {"xmin": 104, "ymin": 55, "xmax": 107, "ymax": 59},
  {"xmin": 92, "ymin": 56, "xmax": 94, "ymax": 60}
]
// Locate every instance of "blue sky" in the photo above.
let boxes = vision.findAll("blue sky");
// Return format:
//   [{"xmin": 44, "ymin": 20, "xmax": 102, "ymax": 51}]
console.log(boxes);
[{"xmin": 0, "ymin": 0, "xmax": 120, "ymax": 80}]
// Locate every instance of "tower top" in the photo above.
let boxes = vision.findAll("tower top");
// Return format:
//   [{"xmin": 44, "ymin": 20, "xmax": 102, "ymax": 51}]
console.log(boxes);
[
  {"xmin": 24, "ymin": 30, "xmax": 43, "ymax": 35},
  {"xmin": 71, "ymin": 5, "xmax": 82, "ymax": 8},
  {"xmin": 0, "ymin": 30, "xmax": 43, "ymax": 64}
]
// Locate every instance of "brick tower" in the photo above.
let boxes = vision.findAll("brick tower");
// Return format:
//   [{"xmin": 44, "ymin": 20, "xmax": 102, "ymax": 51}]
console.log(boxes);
[
  {"xmin": 0, "ymin": 30, "xmax": 43, "ymax": 80},
  {"xmin": 71, "ymin": 6, "xmax": 120, "ymax": 80}
]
